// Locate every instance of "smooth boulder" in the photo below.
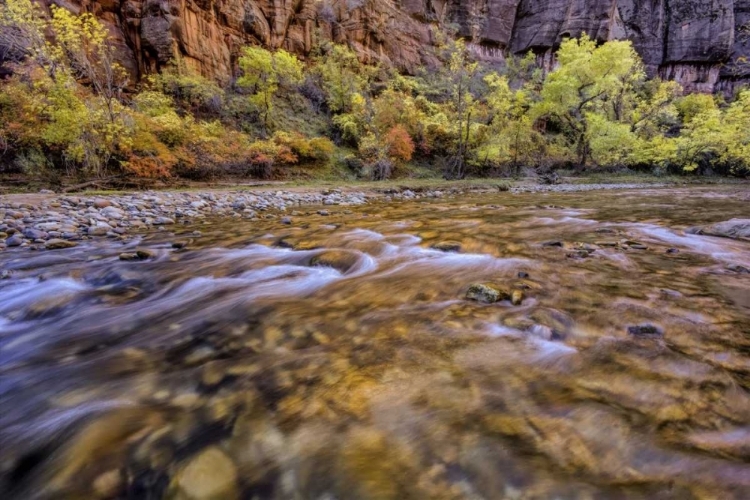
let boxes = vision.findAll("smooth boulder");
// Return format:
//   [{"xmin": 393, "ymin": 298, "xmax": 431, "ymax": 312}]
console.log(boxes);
[{"xmin": 698, "ymin": 219, "xmax": 750, "ymax": 240}]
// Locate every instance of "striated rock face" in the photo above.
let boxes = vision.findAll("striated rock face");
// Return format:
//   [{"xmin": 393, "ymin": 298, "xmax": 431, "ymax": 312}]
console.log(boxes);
[{"xmin": 14, "ymin": 0, "xmax": 750, "ymax": 92}]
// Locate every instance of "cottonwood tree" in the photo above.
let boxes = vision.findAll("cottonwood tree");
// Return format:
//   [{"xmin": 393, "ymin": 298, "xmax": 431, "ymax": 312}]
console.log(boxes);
[
  {"xmin": 237, "ymin": 46, "xmax": 304, "ymax": 133},
  {"xmin": 532, "ymin": 34, "xmax": 644, "ymax": 168},
  {"xmin": 443, "ymin": 38, "xmax": 480, "ymax": 179},
  {"xmin": 0, "ymin": 0, "xmax": 132, "ymax": 176}
]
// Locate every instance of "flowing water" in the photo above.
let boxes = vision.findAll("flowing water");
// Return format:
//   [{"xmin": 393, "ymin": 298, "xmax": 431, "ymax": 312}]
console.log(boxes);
[{"xmin": 0, "ymin": 186, "xmax": 749, "ymax": 499}]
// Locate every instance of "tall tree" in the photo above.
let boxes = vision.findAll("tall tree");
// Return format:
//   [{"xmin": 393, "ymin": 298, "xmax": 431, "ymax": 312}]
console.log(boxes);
[
  {"xmin": 532, "ymin": 34, "xmax": 644, "ymax": 167},
  {"xmin": 237, "ymin": 46, "xmax": 304, "ymax": 133}
]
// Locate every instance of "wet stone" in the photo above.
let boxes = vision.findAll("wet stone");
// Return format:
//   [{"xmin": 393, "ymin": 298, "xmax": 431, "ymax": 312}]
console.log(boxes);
[
  {"xmin": 93, "ymin": 469, "xmax": 123, "ymax": 498},
  {"xmin": 5, "ymin": 234, "xmax": 23, "ymax": 247},
  {"xmin": 431, "ymin": 241, "xmax": 462, "ymax": 253},
  {"xmin": 466, "ymin": 283, "xmax": 508, "ymax": 303},
  {"xmin": 45, "ymin": 238, "xmax": 78, "ymax": 250},
  {"xmin": 136, "ymin": 248, "xmax": 157, "ymax": 259},
  {"xmin": 310, "ymin": 250, "xmax": 360, "ymax": 273},
  {"xmin": 168, "ymin": 447, "xmax": 238, "ymax": 500},
  {"xmin": 627, "ymin": 324, "xmax": 664, "ymax": 338},
  {"xmin": 727, "ymin": 264, "xmax": 750, "ymax": 274}
]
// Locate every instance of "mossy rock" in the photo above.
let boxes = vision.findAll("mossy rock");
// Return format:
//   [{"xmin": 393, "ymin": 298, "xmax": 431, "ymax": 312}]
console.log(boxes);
[{"xmin": 465, "ymin": 283, "xmax": 510, "ymax": 303}]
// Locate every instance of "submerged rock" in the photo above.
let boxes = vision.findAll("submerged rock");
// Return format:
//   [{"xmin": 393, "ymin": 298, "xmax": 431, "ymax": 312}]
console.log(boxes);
[
  {"xmin": 169, "ymin": 447, "xmax": 238, "ymax": 500},
  {"xmin": 627, "ymin": 324, "xmax": 664, "ymax": 338},
  {"xmin": 431, "ymin": 241, "xmax": 462, "ymax": 253},
  {"xmin": 698, "ymin": 219, "xmax": 750, "ymax": 240},
  {"xmin": 727, "ymin": 263, "xmax": 750, "ymax": 274},
  {"xmin": 310, "ymin": 250, "xmax": 360, "ymax": 273},
  {"xmin": 466, "ymin": 283, "xmax": 507, "ymax": 303},
  {"xmin": 136, "ymin": 248, "xmax": 157, "ymax": 259}
]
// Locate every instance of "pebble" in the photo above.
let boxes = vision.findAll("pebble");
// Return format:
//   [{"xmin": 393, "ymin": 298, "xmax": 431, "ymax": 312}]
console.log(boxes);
[
  {"xmin": 1, "ymin": 184, "xmax": 668, "ymax": 253},
  {"xmin": 45, "ymin": 239, "xmax": 78, "ymax": 250},
  {"xmin": 627, "ymin": 324, "xmax": 664, "ymax": 337},
  {"xmin": 169, "ymin": 447, "xmax": 238, "ymax": 500},
  {"xmin": 5, "ymin": 234, "xmax": 23, "ymax": 247},
  {"xmin": 136, "ymin": 248, "xmax": 157, "ymax": 259},
  {"xmin": 431, "ymin": 241, "xmax": 462, "ymax": 253},
  {"xmin": 93, "ymin": 469, "xmax": 123, "ymax": 498}
]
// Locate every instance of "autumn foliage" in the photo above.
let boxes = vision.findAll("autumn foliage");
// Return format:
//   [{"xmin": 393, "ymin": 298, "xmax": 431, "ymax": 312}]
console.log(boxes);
[{"xmin": 1, "ymin": 0, "xmax": 749, "ymax": 183}]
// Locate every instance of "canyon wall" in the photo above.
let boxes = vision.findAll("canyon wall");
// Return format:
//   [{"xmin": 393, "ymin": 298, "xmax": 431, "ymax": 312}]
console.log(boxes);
[{"xmin": 12, "ymin": 0, "xmax": 750, "ymax": 92}]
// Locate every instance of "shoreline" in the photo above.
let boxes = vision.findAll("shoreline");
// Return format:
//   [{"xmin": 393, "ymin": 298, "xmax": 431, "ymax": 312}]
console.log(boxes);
[{"xmin": 0, "ymin": 181, "xmax": 738, "ymax": 251}]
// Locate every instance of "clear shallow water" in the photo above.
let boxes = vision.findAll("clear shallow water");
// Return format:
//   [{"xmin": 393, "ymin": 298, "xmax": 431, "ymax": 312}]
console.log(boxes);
[{"xmin": 0, "ymin": 186, "xmax": 749, "ymax": 499}]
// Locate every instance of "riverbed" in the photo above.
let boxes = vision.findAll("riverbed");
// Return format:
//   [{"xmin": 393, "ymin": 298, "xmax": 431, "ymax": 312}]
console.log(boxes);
[{"xmin": 1, "ymin": 186, "xmax": 749, "ymax": 499}]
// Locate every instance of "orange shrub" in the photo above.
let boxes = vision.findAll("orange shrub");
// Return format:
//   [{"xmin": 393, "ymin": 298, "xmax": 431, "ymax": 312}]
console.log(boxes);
[
  {"xmin": 385, "ymin": 125, "xmax": 415, "ymax": 162},
  {"xmin": 122, "ymin": 127, "xmax": 177, "ymax": 178}
]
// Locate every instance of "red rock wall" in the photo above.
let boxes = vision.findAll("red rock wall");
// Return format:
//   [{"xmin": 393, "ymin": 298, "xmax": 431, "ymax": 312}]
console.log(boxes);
[{"xmin": 13, "ymin": 0, "xmax": 750, "ymax": 92}]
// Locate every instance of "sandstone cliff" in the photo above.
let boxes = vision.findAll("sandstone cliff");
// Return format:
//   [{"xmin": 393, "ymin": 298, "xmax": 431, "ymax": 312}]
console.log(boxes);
[{"xmin": 13, "ymin": 0, "xmax": 750, "ymax": 92}]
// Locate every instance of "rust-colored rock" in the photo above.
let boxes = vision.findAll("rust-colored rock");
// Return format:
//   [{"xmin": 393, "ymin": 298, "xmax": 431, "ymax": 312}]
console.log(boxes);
[{"xmin": 7, "ymin": 0, "xmax": 750, "ymax": 93}]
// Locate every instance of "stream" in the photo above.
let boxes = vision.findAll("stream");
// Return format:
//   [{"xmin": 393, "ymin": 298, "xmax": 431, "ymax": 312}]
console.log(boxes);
[{"xmin": 0, "ymin": 186, "xmax": 749, "ymax": 499}]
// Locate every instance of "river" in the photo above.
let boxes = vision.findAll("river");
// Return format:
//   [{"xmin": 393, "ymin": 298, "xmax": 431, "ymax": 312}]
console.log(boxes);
[{"xmin": 0, "ymin": 186, "xmax": 749, "ymax": 499}]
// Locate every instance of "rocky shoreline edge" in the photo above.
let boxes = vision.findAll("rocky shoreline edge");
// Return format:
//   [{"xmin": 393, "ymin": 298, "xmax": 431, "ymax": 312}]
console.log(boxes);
[{"xmin": 0, "ymin": 182, "xmax": 671, "ymax": 252}]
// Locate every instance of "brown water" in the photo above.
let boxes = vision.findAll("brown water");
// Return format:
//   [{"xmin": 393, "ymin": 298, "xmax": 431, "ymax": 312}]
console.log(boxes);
[{"xmin": 0, "ymin": 186, "xmax": 749, "ymax": 499}]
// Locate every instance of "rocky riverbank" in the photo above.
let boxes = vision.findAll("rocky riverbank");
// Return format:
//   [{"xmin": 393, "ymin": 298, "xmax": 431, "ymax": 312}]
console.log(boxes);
[{"xmin": 0, "ymin": 182, "xmax": 692, "ymax": 251}]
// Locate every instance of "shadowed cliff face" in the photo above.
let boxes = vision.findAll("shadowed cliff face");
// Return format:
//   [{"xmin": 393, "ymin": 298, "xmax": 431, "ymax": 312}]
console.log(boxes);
[{"xmin": 25, "ymin": 0, "xmax": 750, "ymax": 92}]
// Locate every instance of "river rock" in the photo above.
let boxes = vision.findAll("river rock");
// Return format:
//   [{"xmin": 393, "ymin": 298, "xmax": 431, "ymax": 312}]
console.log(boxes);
[
  {"xmin": 466, "ymin": 283, "xmax": 508, "ymax": 303},
  {"xmin": 700, "ymin": 219, "xmax": 750, "ymax": 240},
  {"xmin": 136, "ymin": 248, "xmax": 157, "ymax": 259},
  {"xmin": 93, "ymin": 199, "xmax": 112, "ymax": 208},
  {"xmin": 627, "ymin": 324, "xmax": 664, "ymax": 338},
  {"xmin": 88, "ymin": 225, "xmax": 110, "ymax": 236},
  {"xmin": 727, "ymin": 263, "xmax": 750, "ymax": 274},
  {"xmin": 169, "ymin": 447, "xmax": 238, "ymax": 500},
  {"xmin": 310, "ymin": 250, "xmax": 360, "ymax": 273},
  {"xmin": 5, "ymin": 234, "xmax": 23, "ymax": 247},
  {"xmin": 93, "ymin": 469, "xmax": 123, "ymax": 498},
  {"xmin": 431, "ymin": 241, "xmax": 462, "ymax": 253},
  {"xmin": 45, "ymin": 239, "xmax": 78, "ymax": 250},
  {"xmin": 23, "ymin": 228, "xmax": 47, "ymax": 240}
]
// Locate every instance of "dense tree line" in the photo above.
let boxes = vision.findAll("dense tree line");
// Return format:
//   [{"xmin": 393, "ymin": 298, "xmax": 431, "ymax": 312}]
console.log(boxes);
[{"xmin": 1, "ymin": 0, "xmax": 748, "ymax": 183}]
